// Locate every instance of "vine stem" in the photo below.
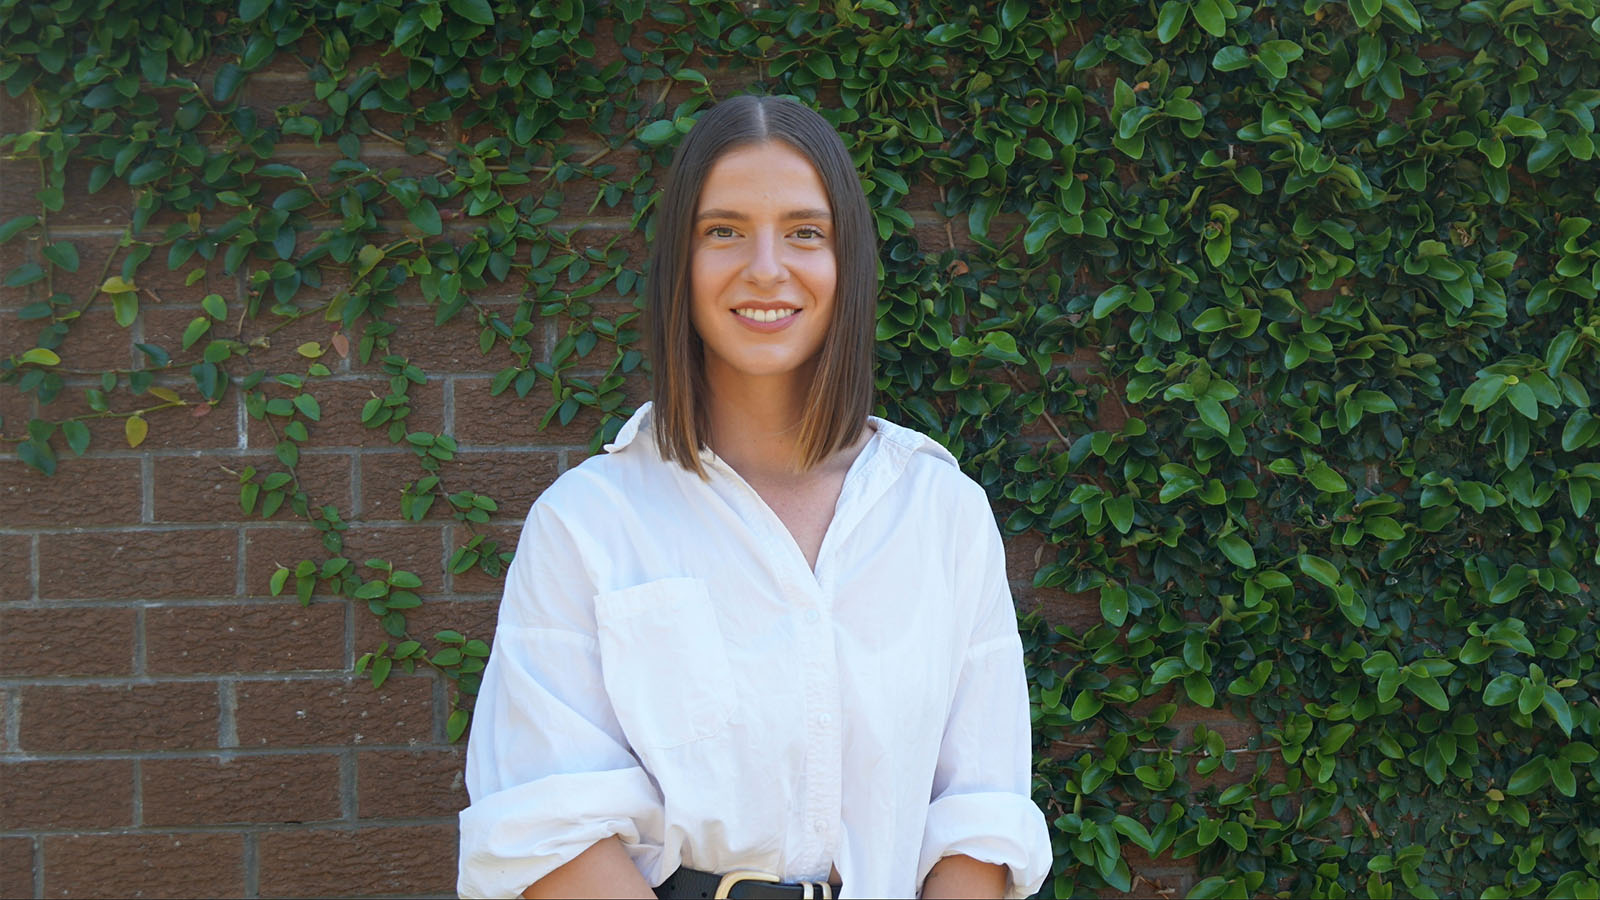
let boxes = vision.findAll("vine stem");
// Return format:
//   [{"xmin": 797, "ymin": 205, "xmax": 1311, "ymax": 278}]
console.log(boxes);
[
  {"xmin": 0, "ymin": 399, "xmax": 187, "ymax": 443},
  {"xmin": 1050, "ymin": 738, "xmax": 1285, "ymax": 755},
  {"xmin": 1002, "ymin": 365, "xmax": 1071, "ymax": 449}
]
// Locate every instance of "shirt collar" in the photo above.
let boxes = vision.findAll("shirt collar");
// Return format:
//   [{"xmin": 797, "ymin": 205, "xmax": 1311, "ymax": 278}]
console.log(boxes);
[{"xmin": 603, "ymin": 401, "xmax": 656, "ymax": 454}]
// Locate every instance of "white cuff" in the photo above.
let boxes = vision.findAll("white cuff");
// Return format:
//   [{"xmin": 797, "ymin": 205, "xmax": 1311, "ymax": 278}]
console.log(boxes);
[
  {"xmin": 917, "ymin": 790, "xmax": 1052, "ymax": 900},
  {"xmin": 457, "ymin": 768, "xmax": 665, "ymax": 898}
]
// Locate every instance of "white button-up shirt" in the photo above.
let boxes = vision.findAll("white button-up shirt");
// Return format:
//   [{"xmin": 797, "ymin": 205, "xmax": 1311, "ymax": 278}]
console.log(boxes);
[{"xmin": 458, "ymin": 403, "xmax": 1051, "ymax": 899}]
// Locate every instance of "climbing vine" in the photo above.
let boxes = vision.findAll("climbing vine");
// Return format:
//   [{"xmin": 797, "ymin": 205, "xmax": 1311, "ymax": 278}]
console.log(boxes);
[{"xmin": 2, "ymin": 0, "xmax": 1597, "ymax": 896}]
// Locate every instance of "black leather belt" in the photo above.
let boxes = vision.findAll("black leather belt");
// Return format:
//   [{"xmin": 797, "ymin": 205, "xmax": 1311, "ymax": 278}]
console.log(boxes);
[{"xmin": 654, "ymin": 866, "xmax": 839, "ymax": 899}]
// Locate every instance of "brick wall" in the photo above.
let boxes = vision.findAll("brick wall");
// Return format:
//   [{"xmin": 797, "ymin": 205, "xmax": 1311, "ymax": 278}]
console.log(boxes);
[{"xmin": 0, "ymin": 38, "xmax": 1246, "ymax": 900}]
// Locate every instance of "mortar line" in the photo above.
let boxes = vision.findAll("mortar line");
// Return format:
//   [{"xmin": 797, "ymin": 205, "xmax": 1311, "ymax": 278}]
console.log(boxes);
[
  {"xmin": 433, "ymin": 672, "xmax": 448, "ymax": 744},
  {"xmin": 441, "ymin": 376, "xmax": 456, "ymax": 436},
  {"xmin": 32, "ymin": 835, "xmax": 43, "ymax": 900},
  {"xmin": 5, "ymin": 689, "xmax": 20, "ymax": 754},
  {"xmin": 140, "ymin": 455, "xmax": 154, "ymax": 524},
  {"xmin": 348, "ymin": 452, "xmax": 362, "ymax": 522},
  {"xmin": 218, "ymin": 680, "xmax": 238, "ymax": 750},
  {"xmin": 236, "ymin": 381, "xmax": 248, "ymax": 450},
  {"xmin": 130, "ymin": 758, "xmax": 142, "ymax": 827},
  {"xmin": 344, "ymin": 597, "xmax": 355, "ymax": 672},
  {"xmin": 132, "ymin": 607, "xmax": 146, "ymax": 677},
  {"xmin": 340, "ymin": 749, "xmax": 358, "ymax": 821},
  {"xmin": 236, "ymin": 528, "xmax": 247, "ymax": 597},
  {"xmin": 242, "ymin": 831, "xmax": 259, "ymax": 899},
  {"xmin": 29, "ymin": 534, "xmax": 39, "ymax": 603}
]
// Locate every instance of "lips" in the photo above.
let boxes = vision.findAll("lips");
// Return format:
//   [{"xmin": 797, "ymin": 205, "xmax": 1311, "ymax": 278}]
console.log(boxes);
[{"xmin": 729, "ymin": 305, "xmax": 801, "ymax": 332}]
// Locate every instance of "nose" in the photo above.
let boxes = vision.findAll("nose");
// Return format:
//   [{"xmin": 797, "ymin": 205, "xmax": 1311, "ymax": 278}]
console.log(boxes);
[{"xmin": 742, "ymin": 228, "xmax": 786, "ymax": 287}]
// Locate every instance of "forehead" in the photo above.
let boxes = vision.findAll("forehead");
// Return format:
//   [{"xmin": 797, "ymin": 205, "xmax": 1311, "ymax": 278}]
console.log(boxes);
[{"xmin": 697, "ymin": 141, "xmax": 830, "ymax": 213}]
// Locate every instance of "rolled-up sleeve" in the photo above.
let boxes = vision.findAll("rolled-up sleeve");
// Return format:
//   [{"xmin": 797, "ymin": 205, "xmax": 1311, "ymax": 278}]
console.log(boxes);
[
  {"xmin": 916, "ymin": 511, "xmax": 1052, "ymax": 899},
  {"xmin": 458, "ymin": 499, "xmax": 665, "ymax": 899}
]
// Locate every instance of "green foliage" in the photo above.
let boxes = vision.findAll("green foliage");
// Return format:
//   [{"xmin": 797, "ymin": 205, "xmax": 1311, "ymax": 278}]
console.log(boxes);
[{"xmin": 2, "ymin": 0, "xmax": 1598, "ymax": 896}]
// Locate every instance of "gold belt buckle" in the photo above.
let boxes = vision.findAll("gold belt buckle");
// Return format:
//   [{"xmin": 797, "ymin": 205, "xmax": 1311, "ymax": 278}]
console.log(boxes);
[{"xmin": 714, "ymin": 871, "xmax": 780, "ymax": 899}]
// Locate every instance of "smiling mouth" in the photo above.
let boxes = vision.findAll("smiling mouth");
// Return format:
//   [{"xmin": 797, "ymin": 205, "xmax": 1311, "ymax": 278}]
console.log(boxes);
[{"xmin": 732, "ymin": 308, "xmax": 799, "ymax": 323}]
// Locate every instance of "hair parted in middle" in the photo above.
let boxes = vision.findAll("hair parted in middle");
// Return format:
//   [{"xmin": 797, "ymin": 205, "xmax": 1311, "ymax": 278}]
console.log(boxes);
[{"xmin": 645, "ymin": 94, "xmax": 877, "ymax": 477}]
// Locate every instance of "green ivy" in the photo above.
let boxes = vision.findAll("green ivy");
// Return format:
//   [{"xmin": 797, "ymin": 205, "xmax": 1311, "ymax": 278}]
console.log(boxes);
[{"xmin": 2, "ymin": 0, "xmax": 1597, "ymax": 896}]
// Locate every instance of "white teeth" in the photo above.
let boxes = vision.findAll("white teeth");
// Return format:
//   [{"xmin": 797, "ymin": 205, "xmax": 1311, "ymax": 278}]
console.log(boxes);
[{"xmin": 734, "ymin": 308, "xmax": 797, "ymax": 323}]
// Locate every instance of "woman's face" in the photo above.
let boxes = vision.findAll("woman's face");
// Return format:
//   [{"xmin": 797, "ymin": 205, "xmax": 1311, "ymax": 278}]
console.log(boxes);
[{"xmin": 689, "ymin": 141, "xmax": 838, "ymax": 390}]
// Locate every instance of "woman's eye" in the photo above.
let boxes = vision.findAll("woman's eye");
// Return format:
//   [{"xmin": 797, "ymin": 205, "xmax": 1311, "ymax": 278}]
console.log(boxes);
[
  {"xmin": 793, "ymin": 226, "xmax": 826, "ymax": 240},
  {"xmin": 706, "ymin": 226, "xmax": 736, "ymax": 238}
]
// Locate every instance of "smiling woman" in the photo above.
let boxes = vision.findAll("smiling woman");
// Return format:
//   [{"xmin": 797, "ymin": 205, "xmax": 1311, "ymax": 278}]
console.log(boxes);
[{"xmin": 456, "ymin": 95, "xmax": 1052, "ymax": 900}]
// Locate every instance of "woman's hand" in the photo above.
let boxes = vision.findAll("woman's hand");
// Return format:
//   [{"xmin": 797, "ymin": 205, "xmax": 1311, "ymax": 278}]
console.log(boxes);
[
  {"xmin": 921, "ymin": 854, "xmax": 1007, "ymax": 899},
  {"xmin": 521, "ymin": 835, "xmax": 656, "ymax": 899}
]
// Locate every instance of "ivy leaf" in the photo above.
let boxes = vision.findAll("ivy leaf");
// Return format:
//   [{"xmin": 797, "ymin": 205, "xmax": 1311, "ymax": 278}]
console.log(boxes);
[
  {"xmin": 447, "ymin": 708, "xmax": 470, "ymax": 742},
  {"xmin": 42, "ymin": 242, "xmax": 79, "ymax": 272},
  {"xmin": 125, "ymin": 415, "xmax": 149, "ymax": 448},
  {"xmin": 1461, "ymin": 374, "xmax": 1507, "ymax": 411},
  {"xmin": 61, "ymin": 421, "xmax": 90, "ymax": 456},
  {"xmin": 1195, "ymin": 396, "xmax": 1230, "ymax": 436},
  {"xmin": 0, "ymin": 215, "xmax": 38, "ymax": 243},
  {"xmin": 240, "ymin": 0, "xmax": 271, "ymax": 22},
  {"xmin": 1298, "ymin": 553, "xmax": 1340, "ymax": 588},
  {"xmin": 1100, "ymin": 584, "xmax": 1129, "ymax": 627},
  {"xmin": 1155, "ymin": 0, "xmax": 1188, "ymax": 43},
  {"xmin": 639, "ymin": 119, "xmax": 678, "ymax": 145},
  {"xmin": 1504, "ymin": 757, "xmax": 1549, "ymax": 795},
  {"xmin": 1217, "ymin": 534, "xmax": 1256, "ymax": 569},
  {"xmin": 1191, "ymin": 0, "xmax": 1226, "ymax": 36},
  {"xmin": 1405, "ymin": 673, "xmax": 1450, "ymax": 711},
  {"xmin": 408, "ymin": 198, "xmax": 442, "ymax": 236},
  {"xmin": 449, "ymin": 0, "xmax": 495, "ymax": 25}
]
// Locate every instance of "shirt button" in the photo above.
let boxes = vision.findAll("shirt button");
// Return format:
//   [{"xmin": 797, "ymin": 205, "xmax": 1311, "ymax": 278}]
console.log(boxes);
[
  {"xmin": 811, "ymin": 818, "xmax": 824, "ymax": 832},
  {"xmin": 819, "ymin": 713, "xmax": 833, "ymax": 727},
  {"xmin": 804, "ymin": 609, "xmax": 820, "ymax": 624}
]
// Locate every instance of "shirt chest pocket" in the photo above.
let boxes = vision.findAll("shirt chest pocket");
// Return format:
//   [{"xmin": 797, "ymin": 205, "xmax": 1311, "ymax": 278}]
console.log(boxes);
[{"xmin": 593, "ymin": 577, "xmax": 738, "ymax": 749}]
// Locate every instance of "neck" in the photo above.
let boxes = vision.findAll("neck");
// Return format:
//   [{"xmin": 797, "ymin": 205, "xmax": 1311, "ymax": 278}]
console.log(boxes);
[{"xmin": 702, "ymin": 358, "xmax": 819, "ymax": 480}]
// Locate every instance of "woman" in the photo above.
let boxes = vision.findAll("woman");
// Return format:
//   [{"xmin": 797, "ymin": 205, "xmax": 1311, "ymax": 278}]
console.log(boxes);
[{"xmin": 458, "ymin": 95, "xmax": 1051, "ymax": 900}]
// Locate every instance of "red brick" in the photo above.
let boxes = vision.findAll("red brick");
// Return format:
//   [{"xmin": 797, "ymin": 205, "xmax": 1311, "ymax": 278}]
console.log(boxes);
[
  {"xmin": 0, "ymin": 607, "xmax": 135, "ymax": 676},
  {"xmin": 35, "ymin": 383, "xmax": 242, "ymax": 451},
  {"xmin": 355, "ymin": 449, "xmax": 557, "ymax": 523},
  {"xmin": 354, "ymin": 597, "xmax": 498, "ymax": 662},
  {"xmin": 257, "ymin": 824, "xmax": 455, "ymax": 898},
  {"xmin": 447, "ymin": 522, "xmax": 519, "ymax": 597},
  {"xmin": 244, "ymin": 377, "xmax": 444, "ymax": 450},
  {"xmin": 371, "ymin": 301, "xmax": 533, "ymax": 375},
  {"xmin": 0, "ymin": 836, "xmax": 31, "ymax": 900},
  {"xmin": 145, "ymin": 601, "xmax": 345, "ymax": 675},
  {"xmin": 41, "ymin": 832, "xmax": 243, "ymax": 899},
  {"xmin": 357, "ymin": 748, "xmax": 466, "ymax": 819},
  {"xmin": 234, "ymin": 675, "xmax": 433, "ymax": 747},
  {"xmin": 0, "ymin": 759, "xmax": 134, "ymax": 829},
  {"xmin": 141, "ymin": 304, "xmax": 344, "ymax": 381},
  {"xmin": 18, "ymin": 683, "xmax": 216, "ymax": 752},
  {"xmin": 141, "ymin": 753, "xmax": 342, "ymax": 826},
  {"xmin": 242, "ymin": 524, "xmax": 444, "ymax": 599},
  {"xmin": 3, "ymin": 306, "xmax": 136, "ymax": 374},
  {"xmin": 151, "ymin": 451, "xmax": 350, "ymax": 524},
  {"xmin": 452, "ymin": 374, "xmax": 605, "ymax": 447},
  {"xmin": 0, "ymin": 369, "xmax": 33, "ymax": 435},
  {"xmin": 38, "ymin": 528, "xmax": 237, "ymax": 600},
  {"xmin": 0, "ymin": 232, "xmax": 35, "ymax": 311},
  {"xmin": 0, "ymin": 456, "xmax": 142, "ymax": 527},
  {"xmin": 0, "ymin": 534, "xmax": 31, "ymax": 602}
]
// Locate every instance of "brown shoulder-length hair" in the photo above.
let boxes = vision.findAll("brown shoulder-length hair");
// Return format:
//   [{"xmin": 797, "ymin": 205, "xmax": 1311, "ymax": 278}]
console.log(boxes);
[{"xmin": 645, "ymin": 94, "xmax": 876, "ymax": 476}]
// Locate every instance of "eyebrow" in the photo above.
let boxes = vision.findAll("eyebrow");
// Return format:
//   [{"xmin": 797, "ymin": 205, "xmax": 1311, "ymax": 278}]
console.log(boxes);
[{"xmin": 696, "ymin": 207, "xmax": 832, "ymax": 222}]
